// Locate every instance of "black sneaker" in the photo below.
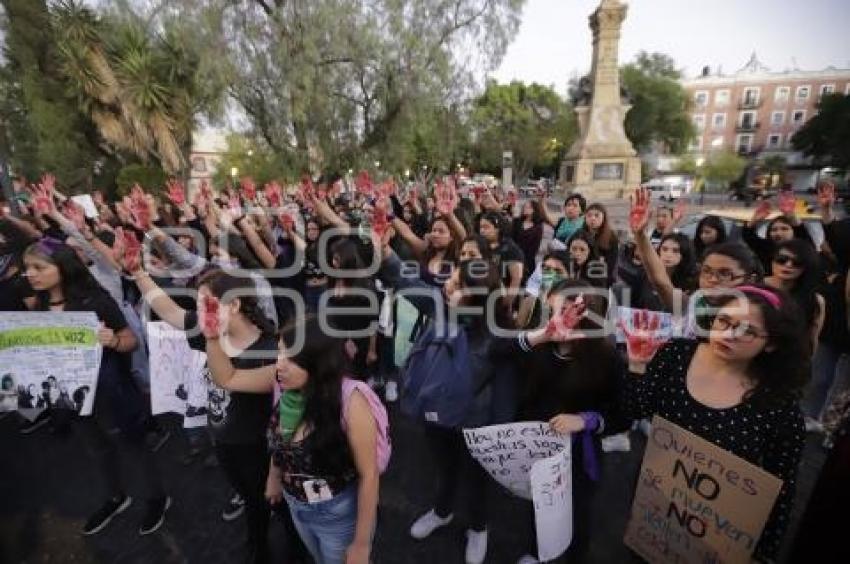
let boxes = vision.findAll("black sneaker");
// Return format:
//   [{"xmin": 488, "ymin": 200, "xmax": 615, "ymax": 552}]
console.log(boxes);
[
  {"xmin": 221, "ymin": 493, "xmax": 246, "ymax": 521},
  {"xmin": 82, "ymin": 495, "xmax": 132, "ymax": 535},
  {"xmin": 139, "ymin": 496, "xmax": 172, "ymax": 536},
  {"xmin": 19, "ymin": 413, "xmax": 50, "ymax": 435}
]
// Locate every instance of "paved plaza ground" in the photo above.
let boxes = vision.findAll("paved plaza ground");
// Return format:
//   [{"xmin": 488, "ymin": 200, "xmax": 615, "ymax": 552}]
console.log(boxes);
[{"xmin": 0, "ymin": 406, "xmax": 827, "ymax": 564}]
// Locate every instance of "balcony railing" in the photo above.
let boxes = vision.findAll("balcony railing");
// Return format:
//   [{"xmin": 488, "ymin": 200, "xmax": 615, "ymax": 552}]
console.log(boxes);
[
  {"xmin": 736, "ymin": 121, "xmax": 761, "ymax": 132},
  {"xmin": 737, "ymin": 99, "xmax": 762, "ymax": 109}
]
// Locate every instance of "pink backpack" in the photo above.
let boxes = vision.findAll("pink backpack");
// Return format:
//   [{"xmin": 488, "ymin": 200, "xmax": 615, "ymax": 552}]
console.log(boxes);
[{"xmin": 341, "ymin": 377, "xmax": 392, "ymax": 473}]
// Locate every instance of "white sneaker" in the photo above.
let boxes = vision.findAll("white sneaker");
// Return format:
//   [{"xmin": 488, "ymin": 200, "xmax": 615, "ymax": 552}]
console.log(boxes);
[
  {"xmin": 601, "ymin": 432, "xmax": 631, "ymax": 453},
  {"xmin": 410, "ymin": 509, "xmax": 453, "ymax": 540},
  {"xmin": 385, "ymin": 380, "xmax": 398, "ymax": 402},
  {"xmin": 465, "ymin": 529, "xmax": 488, "ymax": 564},
  {"xmin": 517, "ymin": 555, "xmax": 539, "ymax": 564}
]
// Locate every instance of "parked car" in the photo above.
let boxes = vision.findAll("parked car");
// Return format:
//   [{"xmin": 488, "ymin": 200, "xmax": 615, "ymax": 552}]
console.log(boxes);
[{"xmin": 643, "ymin": 176, "xmax": 692, "ymax": 201}]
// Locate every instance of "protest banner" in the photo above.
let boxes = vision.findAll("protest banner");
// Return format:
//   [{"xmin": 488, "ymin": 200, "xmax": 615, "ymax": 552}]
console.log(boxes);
[
  {"xmin": 624, "ymin": 415, "xmax": 783, "ymax": 564},
  {"xmin": 463, "ymin": 421, "xmax": 570, "ymax": 500},
  {"xmin": 531, "ymin": 450, "xmax": 573, "ymax": 561},
  {"xmin": 0, "ymin": 312, "xmax": 102, "ymax": 417},
  {"xmin": 147, "ymin": 322, "xmax": 213, "ymax": 428}
]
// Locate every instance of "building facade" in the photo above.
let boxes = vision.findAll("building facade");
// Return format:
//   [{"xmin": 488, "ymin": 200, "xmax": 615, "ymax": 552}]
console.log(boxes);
[{"xmin": 681, "ymin": 53, "xmax": 850, "ymax": 165}]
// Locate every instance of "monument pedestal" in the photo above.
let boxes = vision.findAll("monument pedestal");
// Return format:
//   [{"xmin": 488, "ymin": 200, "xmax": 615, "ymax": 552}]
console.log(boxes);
[{"xmin": 559, "ymin": 0, "xmax": 641, "ymax": 199}]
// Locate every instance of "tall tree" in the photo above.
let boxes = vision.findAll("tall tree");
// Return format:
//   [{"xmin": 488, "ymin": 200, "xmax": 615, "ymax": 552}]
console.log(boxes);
[
  {"xmin": 792, "ymin": 93, "xmax": 850, "ymax": 169},
  {"xmin": 620, "ymin": 50, "xmax": 695, "ymax": 154},
  {"xmin": 148, "ymin": 0, "xmax": 524, "ymax": 173},
  {"xmin": 470, "ymin": 80, "xmax": 575, "ymax": 182},
  {"xmin": 52, "ymin": 0, "xmax": 222, "ymax": 175},
  {"xmin": 0, "ymin": 0, "xmax": 102, "ymax": 188}
]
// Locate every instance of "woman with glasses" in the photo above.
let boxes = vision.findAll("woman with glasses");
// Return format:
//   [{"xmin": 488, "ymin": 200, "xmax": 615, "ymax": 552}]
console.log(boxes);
[
  {"xmin": 628, "ymin": 188, "xmax": 762, "ymax": 333},
  {"xmin": 765, "ymin": 240, "xmax": 825, "ymax": 354},
  {"xmin": 621, "ymin": 285, "xmax": 809, "ymax": 562}
]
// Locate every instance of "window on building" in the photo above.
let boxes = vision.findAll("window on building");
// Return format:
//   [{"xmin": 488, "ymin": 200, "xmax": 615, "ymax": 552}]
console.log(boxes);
[
  {"xmin": 796, "ymin": 86, "xmax": 811, "ymax": 101},
  {"xmin": 771, "ymin": 111, "xmax": 785, "ymax": 126},
  {"xmin": 693, "ymin": 114, "xmax": 706, "ymax": 132},
  {"xmin": 819, "ymin": 84, "xmax": 836, "ymax": 98},
  {"xmin": 694, "ymin": 91, "xmax": 709, "ymax": 107},
  {"xmin": 688, "ymin": 136, "xmax": 703, "ymax": 152},
  {"xmin": 742, "ymin": 87, "xmax": 760, "ymax": 106},
  {"xmin": 714, "ymin": 89, "xmax": 730, "ymax": 107},
  {"xmin": 792, "ymin": 110, "xmax": 806, "ymax": 125},
  {"xmin": 712, "ymin": 113, "xmax": 727, "ymax": 130},
  {"xmin": 736, "ymin": 134, "xmax": 753, "ymax": 154},
  {"xmin": 767, "ymin": 134, "xmax": 782, "ymax": 149},
  {"xmin": 711, "ymin": 136, "xmax": 724, "ymax": 149},
  {"xmin": 774, "ymin": 86, "xmax": 790, "ymax": 103},
  {"xmin": 739, "ymin": 111, "xmax": 757, "ymax": 129}
]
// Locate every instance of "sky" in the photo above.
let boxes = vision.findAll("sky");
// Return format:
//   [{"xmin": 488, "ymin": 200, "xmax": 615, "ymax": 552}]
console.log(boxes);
[{"xmin": 492, "ymin": 0, "xmax": 850, "ymax": 94}]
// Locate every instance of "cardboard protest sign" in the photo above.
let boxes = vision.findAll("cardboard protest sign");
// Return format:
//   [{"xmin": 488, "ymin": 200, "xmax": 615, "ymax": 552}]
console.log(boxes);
[
  {"xmin": 531, "ymin": 450, "xmax": 573, "ymax": 561},
  {"xmin": 0, "ymin": 312, "xmax": 102, "ymax": 417},
  {"xmin": 147, "ymin": 322, "xmax": 217, "ymax": 428},
  {"xmin": 624, "ymin": 415, "xmax": 783, "ymax": 564},
  {"xmin": 463, "ymin": 421, "xmax": 570, "ymax": 500}
]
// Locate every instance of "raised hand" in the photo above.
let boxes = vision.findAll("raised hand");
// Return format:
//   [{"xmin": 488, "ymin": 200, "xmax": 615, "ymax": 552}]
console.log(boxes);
[
  {"xmin": 240, "ymin": 177, "xmax": 257, "ymax": 203},
  {"xmin": 544, "ymin": 296, "xmax": 587, "ymax": 342},
  {"xmin": 371, "ymin": 198, "xmax": 391, "ymax": 239},
  {"xmin": 116, "ymin": 227, "xmax": 142, "ymax": 274},
  {"xmin": 199, "ymin": 294, "xmax": 221, "ymax": 339},
  {"xmin": 628, "ymin": 187, "xmax": 652, "ymax": 234},
  {"xmin": 817, "ymin": 181, "xmax": 836, "ymax": 210},
  {"xmin": 30, "ymin": 180, "xmax": 55, "ymax": 215},
  {"xmin": 165, "ymin": 179, "xmax": 186, "ymax": 206},
  {"xmin": 620, "ymin": 309, "xmax": 668, "ymax": 371},
  {"xmin": 751, "ymin": 199, "xmax": 772, "ymax": 224},
  {"xmin": 777, "ymin": 190, "xmax": 796, "ymax": 216},
  {"xmin": 279, "ymin": 211, "xmax": 295, "ymax": 233},
  {"xmin": 228, "ymin": 194, "xmax": 244, "ymax": 218},
  {"xmin": 300, "ymin": 175, "xmax": 316, "ymax": 203},
  {"xmin": 435, "ymin": 180, "xmax": 457, "ymax": 216},
  {"xmin": 92, "ymin": 190, "xmax": 105, "ymax": 207},
  {"xmin": 264, "ymin": 181, "xmax": 283, "ymax": 208},
  {"xmin": 128, "ymin": 184, "xmax": 153, "ymax": 231},
  {"xmin": 62, "ymin": 200, "xmax": 87, "ymax": 230}
]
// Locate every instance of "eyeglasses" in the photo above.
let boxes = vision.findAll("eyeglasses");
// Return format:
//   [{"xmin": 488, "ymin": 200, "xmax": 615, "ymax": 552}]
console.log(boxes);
[
  {"xmin": 712, "ymin": 314, "xmax": 769, "ymax": 342},
  {"xmin": 699, "ymin": 265, "xmax": 747, "ymax": 284},
  {"xmin": 773, "ymin": 254, "xmax": 801, "ymax": 268}
]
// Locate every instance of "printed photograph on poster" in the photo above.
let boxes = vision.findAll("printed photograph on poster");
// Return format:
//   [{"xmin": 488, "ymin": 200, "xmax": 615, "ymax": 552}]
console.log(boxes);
[{"xmin": 0, "ymin": 312, "xmax": 102, "ymax": 416}]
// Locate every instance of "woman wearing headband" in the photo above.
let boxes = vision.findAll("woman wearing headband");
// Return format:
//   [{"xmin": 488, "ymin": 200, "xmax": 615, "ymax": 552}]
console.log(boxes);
[{"xmin": 620, "ymin": 284, "xmax": 809, "ymax": 561}]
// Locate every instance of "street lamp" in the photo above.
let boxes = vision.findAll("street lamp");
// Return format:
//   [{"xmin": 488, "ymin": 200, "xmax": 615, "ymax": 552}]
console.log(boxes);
[
  {"xmin": 247, "ymin": 150, "xmax": 254, "ymax": 157},
  {"xmin": 374, "ymin": 161, "xmax": 381, "ymax": 169}
]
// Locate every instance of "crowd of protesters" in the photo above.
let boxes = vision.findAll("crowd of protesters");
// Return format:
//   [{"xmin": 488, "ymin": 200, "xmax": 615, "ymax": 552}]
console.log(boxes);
[{"xmin": 1, "ymin": 170, "xmax": 848, "ymax": 564}]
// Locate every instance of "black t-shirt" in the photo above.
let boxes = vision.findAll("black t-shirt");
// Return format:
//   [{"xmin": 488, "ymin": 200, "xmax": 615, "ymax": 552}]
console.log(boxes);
[
  {"xmin": 0, "ymin": 270, "xmax": 34, "ymax": 311},
  {"xmin": 184, "ymin": 310, "xmax": 275, "ymax": 445},
  {"xmin": 492, "ymin": 239, "xmax": 524, "ymax": 285}
]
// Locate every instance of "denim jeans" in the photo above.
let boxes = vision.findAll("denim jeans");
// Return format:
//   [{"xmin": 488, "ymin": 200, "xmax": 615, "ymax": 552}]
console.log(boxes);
[
  {"xmin": 284, "ymin": 484, "xmax": 358, "ymax": 564},
  {"xmin": 803, "ymin": 342, "xmax": 850, "ymax": 420}
]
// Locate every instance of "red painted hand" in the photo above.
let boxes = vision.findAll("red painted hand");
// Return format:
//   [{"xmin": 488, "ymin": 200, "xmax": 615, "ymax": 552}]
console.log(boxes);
[{"xmin": 620, "ymin": 309, "xmax": 668, "ymax": 366}]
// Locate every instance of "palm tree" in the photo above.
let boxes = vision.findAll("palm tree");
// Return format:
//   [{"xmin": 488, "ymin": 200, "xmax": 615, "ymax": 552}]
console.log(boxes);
[{"xmin": 51, "ymin": 0, "xmax": 194, "ymax": 174}]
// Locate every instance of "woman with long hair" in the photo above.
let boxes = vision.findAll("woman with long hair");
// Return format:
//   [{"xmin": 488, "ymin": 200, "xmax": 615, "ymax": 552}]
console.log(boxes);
[
  {"xmin": 23, "ymin": 239, "xmax": 170, "ymax": 537},
  {"xmin": 581, "ymin": 203, "xmax": 619, "ymax": 285},
  {"xmin": 478, "ymin": 210, "xmax": 524, "ymax": 296},
  {"xmin": 374, "ymin": 228, "xmax": 515, "ymax": 564},
  {"xmin": 765, "ymin": 239, "xmax": 825, "ymax": 354},
  {"xmin": 125, "ymin": 254, "xmax": 289, "ymax": 563},
  {"xmin": 509, "ymin": 279, "xmax": 628, "ymax": 562},
  {"xmin": 621, "ymin": 285, "xmax": 810, "ymax": 561},
  {"xmin": 512, "ymin": 200, "xmax": 545, "ymax": 283},
  {"xmin": 203, "ymin": 316, "xmax": 384, "ymax": 564},
  {"xmin": 743, "ymin": 197, "xmax": 814, "ymax": 272},
  {"xmin": 566, "ymin": 231, "xmax": 607, "ymax": 288},
  {"xmin": 692, "ymin": 214, "xmax": 727, "ymax": 259}
]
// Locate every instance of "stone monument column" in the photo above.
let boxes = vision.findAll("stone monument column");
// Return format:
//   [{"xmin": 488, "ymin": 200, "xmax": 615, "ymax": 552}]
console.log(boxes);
[{"xmin": 560, "ymin": 0, "xmax": 641, "ymax": 199}]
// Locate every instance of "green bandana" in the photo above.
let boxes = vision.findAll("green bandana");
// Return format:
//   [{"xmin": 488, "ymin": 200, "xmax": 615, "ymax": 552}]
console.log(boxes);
[
  {"xmin": 540, "ymin": 270, "xmax": 564, "ymax": 293},
  {"xmin": 278, "ymin": 390, "xmax": 305, "ymax": 441}
]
